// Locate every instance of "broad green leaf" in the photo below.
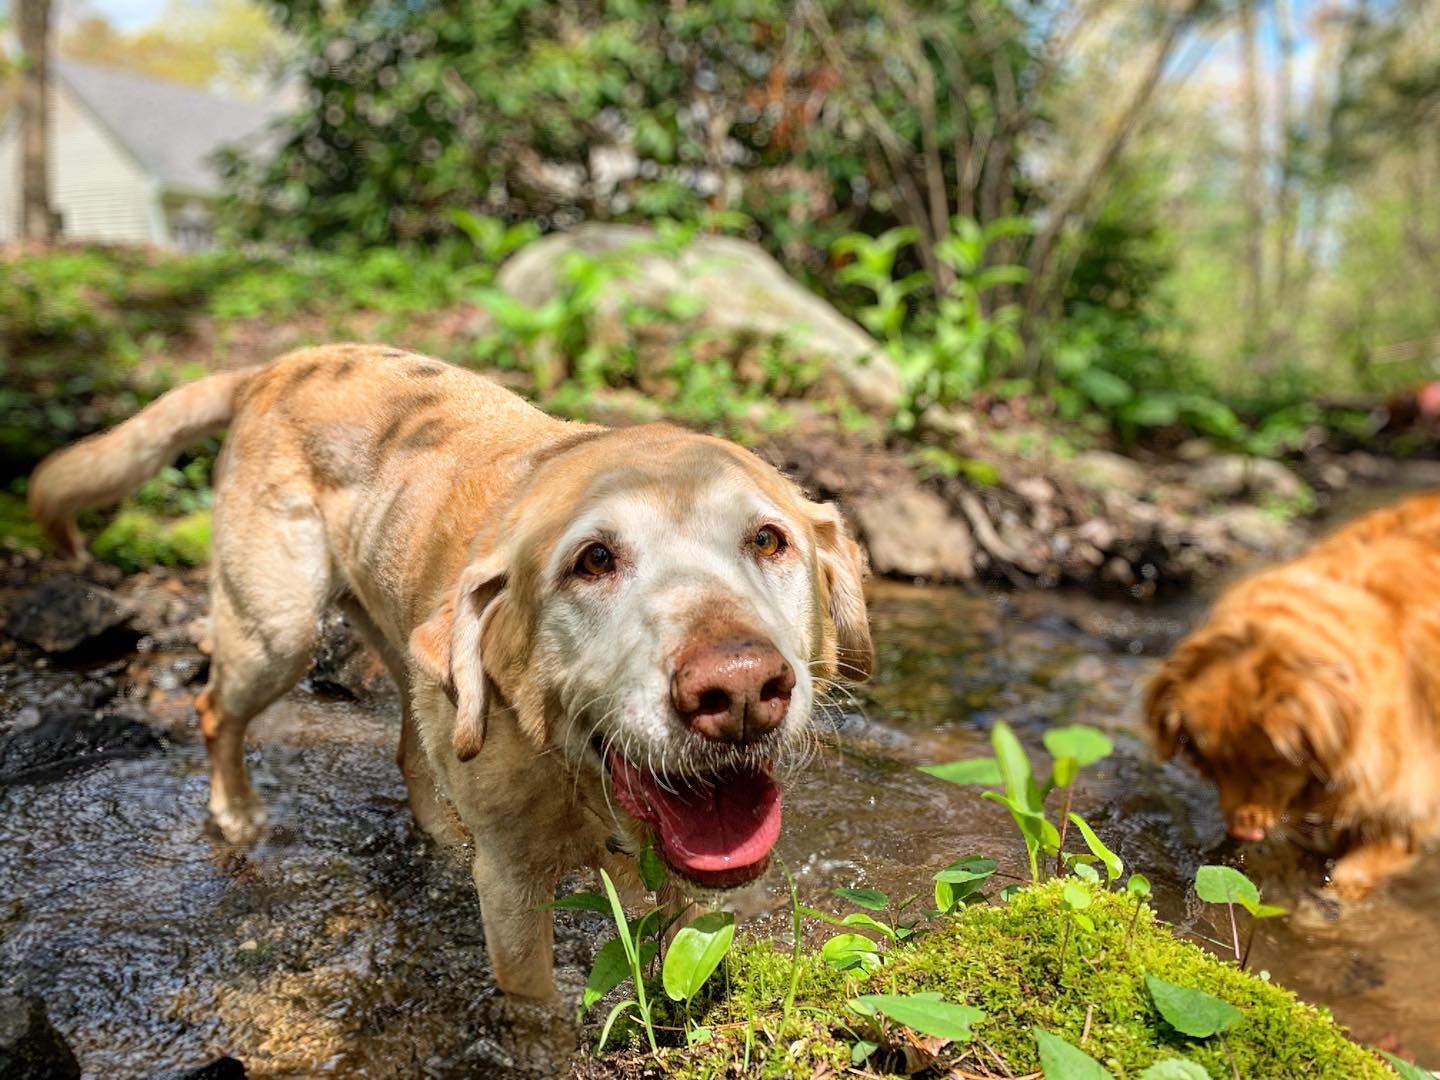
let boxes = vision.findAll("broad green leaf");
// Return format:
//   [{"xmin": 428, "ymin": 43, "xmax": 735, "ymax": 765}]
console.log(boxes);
[
  {"xmin": 1073, "ymin": 912, "xmax": 1096, "ymax": 934},
  {"xmin": 597, "ymin": 998, "xmax": 637, "ymax": 1051},
  {"xmin": 822, "ymin": 933, "xmax": 882, "ymax": 974},
  {"xmin": 638, "ymin": 844, "xmax": 667, "ymax": 892},
  {"xmin": 685, "ymin": 1026, "xmax": 712, "ymax": 1045},
  {"xmin": 1139, "ymin": 1061, "xmax": 1210, "ymax": 1080},
  {"xmin": 841, "ymin": 912, "xmax": 899, "ymax": 940},
  {"xmin": 992, "ymin": 722, "xmax": 1038, "ymax": 811},
  {"xmin": 918, "ymin": 758, "xmax": 1003, "ymax": 786},
  {"xmin": 1068, "ymin": 813, "xmax": 1123, "ymax": 883},
  {"xmin": 934, "ymin": 855, "xmax": 998, "ymax": 909},
  {"xmin": 1072, "ymin": 862, "xmax": 1100, "ymax": 883},
  {"xmin": 1033, "ymin": 1027, "xmax": 1116, "ymax": 1080},
  {"xmin": 582, "ymin": 937, "xmax": 630, "ymax": 1016},
  {"xmin": 1127, "ymin": 873, "xmax": 1153, "ymax": 899},
  {"xmin": 1381, "ymin": 1050, "xmax": 1435, "ymax": 1080},
  {"xmin": 1194, "ymin": 865, "xmax": 1261, "ymax": 908},
  {"xmin": 1044, "ymin": 725, "xmax": 1115, "ymax": 768},
  {"xmin": 851, "ymin": 1039, "xmax": 879, "ymax": 1065},
  {"xmin": 544, "ymin": 891, "xmax": 611, "ymax": 913},
  {"xmin": 1053, "ymin": 756, "xmax": 1079, "ymax": 789},
  {"xmin": 850, "ymin": 993, "xmax": 986, "ymax": 1042},
  {"xmin": 1145, "ymin": 975, "xmax": 1242, "ymax": 1037},
  {"xmin": 1236, "ymin": 897, "xmax": 1288, "ymax": 919},
  {"xmin": 834, "ymin": 887, "xmax": 890, "ymax": 911},
  {"xmin": 1062, "ymin": 882, "xmax": 1093, "ymax": 911},
  {"xmin": 662, "ymin": 912, "xmax": 735, "ymax": 1003}
]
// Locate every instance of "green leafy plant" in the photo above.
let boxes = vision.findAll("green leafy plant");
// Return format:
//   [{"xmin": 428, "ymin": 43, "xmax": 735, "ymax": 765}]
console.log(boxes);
[
  {"xmin": 1144, "ymin": 974, "xmax": 1242, "ymax": 1039},
  {"xmin": 1034, "ymin": 1026, "xmax": 1115, "ymax": 1079},
  {"xmin": 921, "ymin": 722, "xmax": 1117, "ymax": 886},
  {"xmin": 663, "ymin": 911, "xmax": 736, "ymax": 1042},
  {"xmin": 1193, "ymin": 865, "xmax": 1286, "ymax": 968},
  {"xmin": 849, "ymin": 991, "xmax": 986, "ymax": 1044}
]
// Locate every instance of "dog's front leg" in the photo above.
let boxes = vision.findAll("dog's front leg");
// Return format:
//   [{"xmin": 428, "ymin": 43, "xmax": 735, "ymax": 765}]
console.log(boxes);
[
  {"xmin": 471, "ymin": 844, "xmax": 558, "ymax": 1003},
  {"xmin": 1328, "ymin": 833, "xmax": 1417, "ymax": 903}
]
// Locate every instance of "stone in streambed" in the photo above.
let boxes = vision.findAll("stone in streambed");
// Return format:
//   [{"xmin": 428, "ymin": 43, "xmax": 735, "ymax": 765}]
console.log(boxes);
[
  {"xmin": 146, "ymin": 1057, "xmax": 247, "ymax": 1080},
  {"xmin": 3, "ymin": 574, "xmax": 135, "ymax": 654},
  {"xmin": 851, "ymin": 487, "xmax": 976, "ymax": 581},
  {"xmin": 0, "ymin": 994, "xmax": 80, "ymax": 1080}
]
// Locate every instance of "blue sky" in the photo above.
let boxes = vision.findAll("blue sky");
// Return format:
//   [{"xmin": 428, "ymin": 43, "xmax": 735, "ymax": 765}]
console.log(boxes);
[{"xmin": 73, "ymin": 0, "xmax": 170, "ymax": 31}]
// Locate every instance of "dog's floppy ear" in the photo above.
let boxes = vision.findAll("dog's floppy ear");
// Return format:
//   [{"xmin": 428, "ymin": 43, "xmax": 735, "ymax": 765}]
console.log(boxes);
[
  {"xmin": 809, "ymin": 499, "xmax": 873, "ymax": 681},
  {"xmin": 409, "ymin": 552, "xmax": 509, "ymax": 762},
  {"xmin": 1143, "ymin": 663, "xmax": 1186, "ymax": 760}
]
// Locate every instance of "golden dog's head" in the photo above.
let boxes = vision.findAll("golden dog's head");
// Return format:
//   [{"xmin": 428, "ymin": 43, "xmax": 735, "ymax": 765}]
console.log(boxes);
[
  {"xmin": 411, "ymin": 424, "xmax": 871, "ymax": 889},
  {"xmin": 1144, "ymin": 615, "xmax": 1356, "ymax": 843}
]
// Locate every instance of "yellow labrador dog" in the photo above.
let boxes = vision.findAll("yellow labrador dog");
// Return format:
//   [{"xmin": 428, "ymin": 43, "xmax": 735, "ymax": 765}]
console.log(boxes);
[{"xmin": 29, "ymin": 344, "xmax": 872, "ymax": 1005}]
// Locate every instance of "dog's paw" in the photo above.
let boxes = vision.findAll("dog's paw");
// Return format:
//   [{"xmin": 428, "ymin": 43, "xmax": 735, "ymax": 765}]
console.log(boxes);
[{"xmin": 209, "ymin": 797, "xmax": 269, "ymax": 845}]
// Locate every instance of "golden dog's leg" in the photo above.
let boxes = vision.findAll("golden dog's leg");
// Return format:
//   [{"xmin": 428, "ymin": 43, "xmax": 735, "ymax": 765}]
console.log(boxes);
[
  {"xmin": 1328, "ymin": 834, "xmax": 1418, "ymax": 902},
  {"xmin": 397, "ymin": 698, "xmax": 468, "ymax": 848},
  {"xmin": 470, "ymin": 848, "xmax": 558, "ymax": 1004},
  {"xmin": 200, "ymin": 494, "xmax": 331, "ymax": 844}
]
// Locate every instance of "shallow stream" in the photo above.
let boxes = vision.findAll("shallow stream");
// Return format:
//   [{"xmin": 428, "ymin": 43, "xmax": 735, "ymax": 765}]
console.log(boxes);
[{"xmin": 3, "ymin": 517, "xmax": 1439, "ymax": 1074}]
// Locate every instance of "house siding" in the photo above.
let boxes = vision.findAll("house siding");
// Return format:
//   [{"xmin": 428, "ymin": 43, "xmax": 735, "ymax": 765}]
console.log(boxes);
[{"xmin": 0, "ymin": 82, "xmax": 162, "ymax": 245}]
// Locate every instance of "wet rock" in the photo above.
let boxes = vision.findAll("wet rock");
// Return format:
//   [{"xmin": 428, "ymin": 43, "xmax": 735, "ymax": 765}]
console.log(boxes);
[
  {"xmin": 0, "ymin": 994, "xmax": 80, "ymax": 1079},
  {"xmin": 497, "ymin": 224, "xmax": 904, "ymax": 415},
  {"xmin": 307, "ymin": 611, "xmax": 391, "ymax": 702},
  {"xmin": 1072, "ymin": 450, "xmax": 1149, "ymax": 497},
  {"xmin": 3, "ymin": 574, "xmax": 135, "ymax": 654},
  {"xmin": 1190, "ymin": 454, "xmax": 1306, "ymax": 501},
  {"xmin": 0, "ymin": 695, "xmax": 164, "ymax": 785},
  {"xmin": 1215, "ymin": 505, "xmax": 1304, "ymax": 554},
  {"xmin": 851, "ymin": 487, "xmax": 975, "ymax": 581},
  {"xmin": 146, "ymin": 1057, "xmax": 246, "ymax": 1080}
]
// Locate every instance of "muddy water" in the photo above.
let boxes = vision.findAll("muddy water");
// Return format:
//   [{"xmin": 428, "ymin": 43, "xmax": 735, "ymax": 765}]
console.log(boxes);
[{"xmin": 3, "ymin": 573, "xmax": 1439, "ymax": 1074}]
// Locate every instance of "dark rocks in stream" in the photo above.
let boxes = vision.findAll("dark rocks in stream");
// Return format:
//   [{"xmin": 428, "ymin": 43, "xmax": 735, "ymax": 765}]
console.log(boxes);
[
  {"xmin": 306, "ymin": 609, "xmax": 392, "ymax": 702},
  {"xmin": 3, "ymin": 575, "xmax": 135, "ymax": 654},
  {"xmin": 0, "ymin": 994, "xmax": 81, "ymax": 1080}
]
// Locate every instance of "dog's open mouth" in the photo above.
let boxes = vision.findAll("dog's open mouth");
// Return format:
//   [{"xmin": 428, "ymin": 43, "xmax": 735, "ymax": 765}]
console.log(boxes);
[{"xmin": 606, "ymin": 750, "xmax": 781, "ymax": 890}]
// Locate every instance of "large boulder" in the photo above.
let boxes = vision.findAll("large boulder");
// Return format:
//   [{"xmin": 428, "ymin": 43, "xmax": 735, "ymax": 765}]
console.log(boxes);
[
  {"xmin": 495, "ymin": 224, "xmax": 904, "ymax": 415},
  {"xmin": 851, "ymin": 487, "xmax": 975, "ymax": 581},
  {"xmin": 1190, "ymin": 454, "xmax": 1306, "ymax": 502},
  {"xmin": 0, "ymin": 994, "xmax": 80, "ymax": 1079}
]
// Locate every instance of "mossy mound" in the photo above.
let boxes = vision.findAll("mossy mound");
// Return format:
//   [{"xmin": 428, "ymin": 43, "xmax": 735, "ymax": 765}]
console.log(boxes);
[
  {"xmin": 598, "ymin": 880, "xmax": 1389, "ymax": 1078},
  {"xmin": 91, "ymin": 507, "xmax": 211, "ymax": 572}
]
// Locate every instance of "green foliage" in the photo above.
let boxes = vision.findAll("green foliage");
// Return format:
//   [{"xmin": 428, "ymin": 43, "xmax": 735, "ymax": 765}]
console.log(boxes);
[
  {"xmin": 849, "ymin": 993, "xmax": 985, "ymax": 1043},
  {"xmin": 1033, "ymin": 1026, "xmax": 1115, "ymax": 1080},
  {"xmin": 90, "ymin": 508, "xmax": 212, "ymax": 574},
  {"xmin": 629, "ymin": 881, "xmax": 1391, "ymax": 1077},
  {"xmin": 663, "ymin": 913, "xmax": 736, "ymax": 1005},
  {"xmin": 1144, "ymin": 975, "xmax": 1241, "ymax": 1039}
]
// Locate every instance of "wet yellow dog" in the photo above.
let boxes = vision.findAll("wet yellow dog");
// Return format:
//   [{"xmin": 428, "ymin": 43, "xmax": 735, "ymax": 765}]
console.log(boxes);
[{"xmin": 30, "ymin": 344, "xmax": 872, "ymax": 1007}]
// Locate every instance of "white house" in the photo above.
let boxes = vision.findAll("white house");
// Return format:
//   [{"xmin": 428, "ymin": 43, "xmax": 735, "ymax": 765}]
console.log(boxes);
[{"xmin": 0, "ymin": 59, "xmax": 283, "ymax": 249}]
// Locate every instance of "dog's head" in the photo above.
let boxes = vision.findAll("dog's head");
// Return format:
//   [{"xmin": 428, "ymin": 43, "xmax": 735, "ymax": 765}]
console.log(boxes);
[
  {"xmin": 1144, "ymin": 616, "xmax": 1356, "ymax": 843},
  {"xmin": 411, "ymin": 425, "xmax": 871, "ymax": 889}
]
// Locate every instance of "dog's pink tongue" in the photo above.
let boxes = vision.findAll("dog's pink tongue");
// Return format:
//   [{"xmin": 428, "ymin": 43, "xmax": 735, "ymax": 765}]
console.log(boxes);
[{"xmin": 610, "ymin": 756, "xmax": 781, "ymax": 887}]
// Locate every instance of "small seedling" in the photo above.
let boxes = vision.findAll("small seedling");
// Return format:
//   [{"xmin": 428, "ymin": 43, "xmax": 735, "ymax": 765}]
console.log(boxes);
[
  {"xmin": 1138, "ymin": 1060, "xmax": 1210, "ymax": 1079},
  {"xmin": 662, "ymin": 911, "xmax": 735, "ymax": 1039},
  {"xmin": 1058, "ymin": 881, "xmax": 1095, "ymax": 975},
  {"xmin": 1033, "ymin": 1026, "xmax": 1115, "ymax": 1079},
  {"xmin": 1194, "ymin": 864, "xmax": 1286, "ymax": 967},
  {"xmin": 933, "ymin": 855, "xmax": 998, "ymax": 912},
  {"xmin": 1043, "ymin": 725, "xmax": 1115, "ymax": 875},
  {"xmin": 1124, "ymin": 873, "xmax": 1152, "ymax": 950}
]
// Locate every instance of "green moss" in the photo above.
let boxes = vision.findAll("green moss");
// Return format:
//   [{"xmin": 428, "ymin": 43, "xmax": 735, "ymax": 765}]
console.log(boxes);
[
  {"xmin": 0, "ymin": 491, "xmax": 48, "ymax": 553},
  {"xmin": 606, "ymin": 881, "xmax": 1389, "ymax": 1078},
  {"xmin": 91, "ymin": 507, "xmax": 211, "ymax": 573}
]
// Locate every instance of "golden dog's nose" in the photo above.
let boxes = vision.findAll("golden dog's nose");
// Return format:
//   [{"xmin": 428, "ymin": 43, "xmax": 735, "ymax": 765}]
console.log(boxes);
[{"xmin": 671, "ymin": 636, "xmax": 794, "ymax": 744}]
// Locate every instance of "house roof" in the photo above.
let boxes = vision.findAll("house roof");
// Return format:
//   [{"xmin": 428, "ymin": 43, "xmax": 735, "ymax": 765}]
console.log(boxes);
[{"xmin": 55, "ymin": 58, "xmax": 284, "ymax": 197}]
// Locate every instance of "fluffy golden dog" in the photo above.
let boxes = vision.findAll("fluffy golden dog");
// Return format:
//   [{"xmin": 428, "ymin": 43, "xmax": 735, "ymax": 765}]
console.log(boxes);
[
  {"xmin": 29, "ymin": 345, "xmax": 872, "ymax": 1005},
  {"xmin": 1146, "ymin": 492, "xmax": 1440, "ymax": 901}
]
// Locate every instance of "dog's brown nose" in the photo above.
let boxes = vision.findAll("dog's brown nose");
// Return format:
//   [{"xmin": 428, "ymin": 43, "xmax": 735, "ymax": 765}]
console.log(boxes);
[{"xmin": 671, "ymin": 637, "xmax": 795, "ymax": 744}]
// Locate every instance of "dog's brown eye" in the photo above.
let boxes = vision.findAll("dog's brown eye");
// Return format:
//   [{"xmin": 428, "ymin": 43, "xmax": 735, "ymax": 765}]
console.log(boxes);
[
  {"xmin": 577, "ymin": 543, "xmax": 615, "ymax": 577},
  {"xmin": 753, "ymin": 526, "xmax": 784, "ymax": 558}
]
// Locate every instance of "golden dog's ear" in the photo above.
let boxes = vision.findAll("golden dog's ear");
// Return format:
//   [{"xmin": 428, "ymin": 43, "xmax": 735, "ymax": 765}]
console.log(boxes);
[
  {"xmin": 1143, "ymin": 664, "xmax": 1186, "ymax": 760},
  {"xmin": 409, "ymin": 552, "xmax": 509, "ymax": 762},
  {"xmin": 809, "ymin": 500, "xmax": 873, "ymax": 681}
]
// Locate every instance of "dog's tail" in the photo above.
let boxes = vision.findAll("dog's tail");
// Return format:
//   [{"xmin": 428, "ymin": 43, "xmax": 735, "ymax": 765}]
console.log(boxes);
[{"xmin": 28, "ymin": 366, "xmax": 261, "ymax": 560}]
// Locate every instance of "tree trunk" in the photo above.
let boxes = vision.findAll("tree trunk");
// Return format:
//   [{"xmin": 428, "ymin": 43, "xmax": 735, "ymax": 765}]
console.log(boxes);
[
  {"xmin": 1239, "ymin": 0, "xmax": 1266, "ymax": 356},
  {"xmin": 17, "ymin": 0, "xmax": 55, "ymax": 244}
]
